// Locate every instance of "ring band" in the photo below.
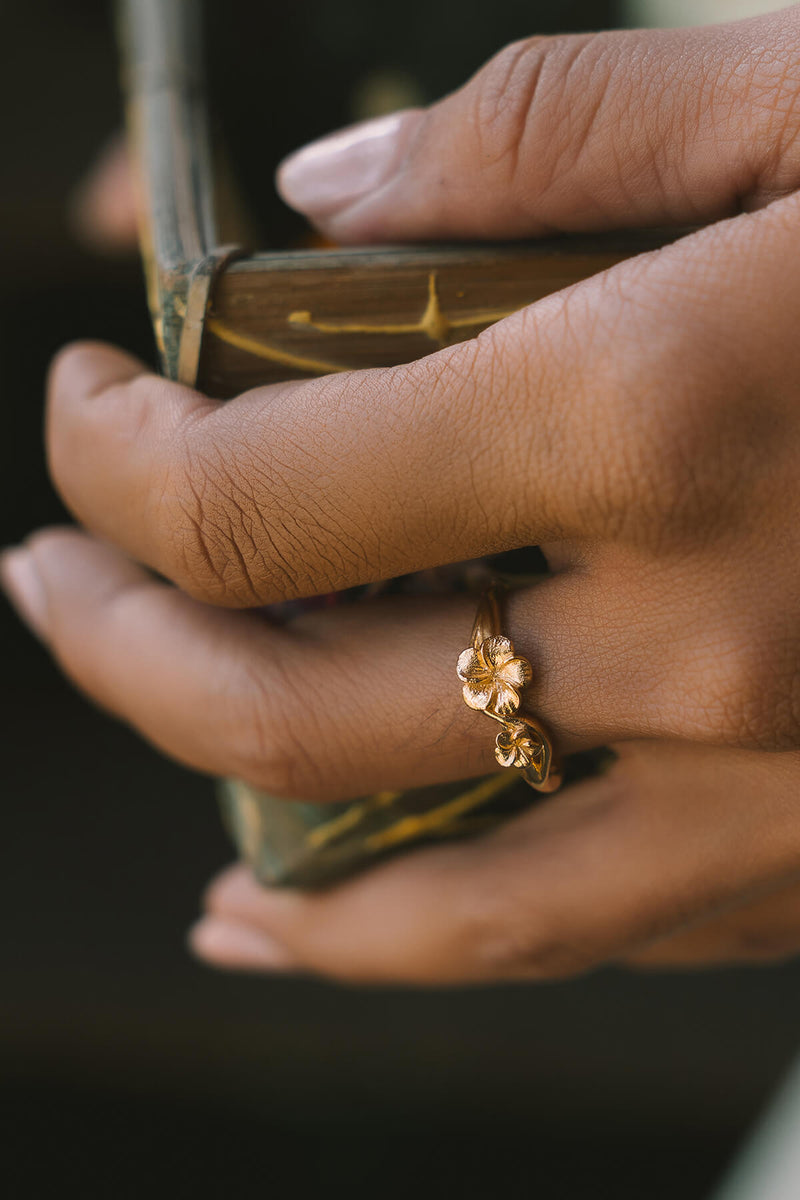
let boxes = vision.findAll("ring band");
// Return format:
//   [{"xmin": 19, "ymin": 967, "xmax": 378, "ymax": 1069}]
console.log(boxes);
[{"xmin": 457, "ymin": 584, "xmax": 563, "ymax": 794}]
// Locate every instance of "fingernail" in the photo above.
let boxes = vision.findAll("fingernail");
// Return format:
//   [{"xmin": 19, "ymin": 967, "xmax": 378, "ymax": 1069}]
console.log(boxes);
[
  {"xmin": 0, "ymin": 547, "xmax": 50, "ymax": 641},
  {"xmin": 277, "ymin": 110, "xmax": 420, "ymax": 220},
  {"xmin": 188, "ymin": 917, "xmax": 296, "ymax": 972}
]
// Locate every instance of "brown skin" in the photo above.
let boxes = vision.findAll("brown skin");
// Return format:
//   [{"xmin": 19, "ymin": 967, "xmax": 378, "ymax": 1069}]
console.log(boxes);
[
  {"xmin": 6, "ymin": 10, "xmax": 800, "ymax": 983},
  {"xmin": 69, "ymin": 135, "xmax": 139, "ymax": 254}
]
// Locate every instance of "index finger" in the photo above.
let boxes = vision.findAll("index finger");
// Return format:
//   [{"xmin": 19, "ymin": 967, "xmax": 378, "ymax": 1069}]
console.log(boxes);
[
  {"xmin": 46, "ymin": 320, "xmax": 584, "ymax": 605},
  {"xmin": 47, "ymin": 204, "xmax": 788, "ymax": 607}
]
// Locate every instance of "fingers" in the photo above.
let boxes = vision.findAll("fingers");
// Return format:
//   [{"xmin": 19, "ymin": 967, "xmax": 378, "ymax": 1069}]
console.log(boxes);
[
  {"xmin": 69, "ymin": 135, "xmax": 139, "ymax": 253},
  {"xmin": 45, "ymin": 320, "xmax": 595, "ymax": 607},
  {"xmin": 8, "ymin": 537, "xmax": 800, "ymax": 984},
  {"xmin": 622, "ymin": 878, "xmax": 800, "ymax": 969},
  {"xmin": 191, "ymin": 742, "xmax": 800, "ymax": 984},
  {"xmin": 47, "ymin": 181, "xmax": 800, "ymax": 611},
  {"xmin": 0, "ymin": 528, "xmax": 485, "ymax": 798},
  {"xmin": 277, "ymin": 13, "xmax": 800, "ymax": 243},
  {"xmin": 0, "ymin": 527, "xmax": 688, "ymax": 802}
]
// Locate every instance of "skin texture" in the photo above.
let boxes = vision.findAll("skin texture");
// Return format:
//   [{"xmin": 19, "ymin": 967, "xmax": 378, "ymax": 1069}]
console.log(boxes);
[{"xmin": 6, "ymin": 10, "xmax": 800, "ymax": 983}]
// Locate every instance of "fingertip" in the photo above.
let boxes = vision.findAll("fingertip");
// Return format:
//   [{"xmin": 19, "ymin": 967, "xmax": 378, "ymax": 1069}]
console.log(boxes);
[
  {"xmin": 0, "ymin": 525, "xmax": 102, "ymax": 643},
  {"xmin": 6, "ymin": 527, "xmax": 155, "ymax": 650},
  {"xmin": 45, "ymin": 343, "xmax": 170, "ymax": 522},
  {"xmin": 22, "ymin": 523, "xmax": 96, "ymax": 558},
  {"xmin": 275, "ymin": 109, "xmax": 424, "ymax": 238},
  {"xmin": 0, "ymin": 545, "xmax": 50, "ymax": 641},
  {"xmin": 188, "ymin": 916, "xmax": 296, "ymax": 972},
  {"xmin": 0, "ymin": 526, "xmax": 144, "ymax": 646},
  {"xmin": 201, "ymin": 861, "xmax": 255, "ymax": 910},
  {"xmin": 202, "ymin": 862, "xmax": 298, "ymax": 922},
  {"xmin": 48, "ymin": 341, "xmax": 149, "ymax": 403}
]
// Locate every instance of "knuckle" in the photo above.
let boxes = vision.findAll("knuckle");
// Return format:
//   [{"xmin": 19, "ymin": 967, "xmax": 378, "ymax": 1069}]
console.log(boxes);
[
  {"xmin": 163, "ymin": 465, "xmax": 260, "ymax": 606},
  {"xmin": 602, "ymin": 330, "xmax": 702, "ymax": 536},
  {"xmin": 730, "ymin": 922, "xmax": 800, "ymax": 964},
  {"xmin": 470, "ymin": 14, "xmax": 800, "ymax": 212},
  {"xmin": 159, "ymin": 388, "xmax": 383, "ymax": 606},
  {"xmin": 566, "ymin": 252, "xmax": 751, "ymax": 547},
  {"xmin": 471, "ymin": 38, "xmax": 551, "ymax": 174},
  {"xmin": 475, "ymin": 920, "xmax": 595, "ymax": 981},
  {"xmin": 377, "ymin": 348, "xmax": 508, "ymax": 552},
  {"xmin": 470, "ymin": 33, "xmax": 604, "ymax": 193},
  {"xmin": 221, "ymin": 658, "xmax": 330, "ymax": 801},
  {"xmin": 734, "ymin": 20, "xmax": 800, "ymax": 200},
  {"xmin": 677, "ymin": 623, "xmax": 800, "ymax": 750},
  {"xmin": 509, "ymin": 270, "xmax": 696, "ymax": 542},
  {"xmin": 454, "ymin": 853, "xmax": 598, "ymax": 982},
  {"xmin": 478, "ymin": 302, "xmax": 585, "ymax": 541},
  {"xmin": 160, "ymin": 436, "xmax": 299, "ymax": 607}
]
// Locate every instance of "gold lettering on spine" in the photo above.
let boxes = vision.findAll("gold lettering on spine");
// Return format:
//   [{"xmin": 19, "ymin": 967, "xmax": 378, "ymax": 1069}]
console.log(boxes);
[
  {"xmin": 204, "ymin": 314, "xmax": 350, "ymax": 375},
  {"xmin": 202, "ymin": 272, "xmax": 522, "ymax": 375},
  {"xmin": 303, "ymin": 772, "xmax": 519, "ymax": 858},
  {"xmin": 289, "ymin": 272, "xmax": 518, "ymax": 346},
  {"xmin": 362, "ymin": 773, "xmax": 520, "ymax": 853}
]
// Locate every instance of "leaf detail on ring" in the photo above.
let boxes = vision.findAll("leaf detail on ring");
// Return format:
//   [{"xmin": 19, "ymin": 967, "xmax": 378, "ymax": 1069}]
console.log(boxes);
[{"xmin": 457, "ymin": 635, "xmax": 533, "ymax": 717}]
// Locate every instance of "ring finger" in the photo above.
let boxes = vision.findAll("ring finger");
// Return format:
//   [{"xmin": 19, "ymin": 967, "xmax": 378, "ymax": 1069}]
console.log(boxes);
[{"xmin": 1, "ymin": 527, "xmax": 682, "ymax": 803}]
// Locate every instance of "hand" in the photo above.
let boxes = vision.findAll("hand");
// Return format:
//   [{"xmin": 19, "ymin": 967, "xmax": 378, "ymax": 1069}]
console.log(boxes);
[{"xmin": 7, "ymin": 12, "xmax": 800, "ymax": 984}]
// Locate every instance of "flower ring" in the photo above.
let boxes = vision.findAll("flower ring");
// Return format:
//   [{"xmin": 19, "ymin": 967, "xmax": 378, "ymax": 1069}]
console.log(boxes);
[
  {"xmin": 457, "ymin": 584, "xmax": 562, "ymax": 794},
  {"xmin": 494, "ymin": 718, "xmax": 546, "ymax": 771},
  {"xmin": 456, "ymin": 635, "xmax": 533, "ymax": 718}
]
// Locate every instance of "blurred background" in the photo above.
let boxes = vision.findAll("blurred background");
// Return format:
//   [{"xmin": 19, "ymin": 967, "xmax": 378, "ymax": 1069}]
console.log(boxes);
[{"xmin": 2, "ymin": 1, "xmax": 798, "ymax": 1197}]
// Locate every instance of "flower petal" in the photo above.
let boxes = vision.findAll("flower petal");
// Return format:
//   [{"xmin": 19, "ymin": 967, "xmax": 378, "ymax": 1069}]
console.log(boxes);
[
  {"xmin": 495, "ymin": 721, "xmax": 541, "ymax": 769},
  {"xmin": 463, "ymin": 682, "xmax": 494, "ymax": 711},
  {"xmin": 483, "ymin": 636, "xmax": 514, "ymax": 669},
  {"xmin": 497, "ymin": 655, "xmax": 533, "ymax": 690},
  {"xmin": 456, "ymin": 647, "xmax": 485, "ymax": 683},
  {"xmin": 495, "ymin": 742, "xmax": 518, "ymax": 768},
  {"xmin": 515, "ymin": 742, "xmax": 533, "ymax": 769},
  {"xmin": 492, "ymin": 681, "xmax": 521, "ymax": 717}
]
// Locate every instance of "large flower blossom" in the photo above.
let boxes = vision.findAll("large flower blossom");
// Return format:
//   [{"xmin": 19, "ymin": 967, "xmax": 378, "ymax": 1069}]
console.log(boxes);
[{"xmin": 456, "ymin": 635, "xmax": 532, "ymax": 718}]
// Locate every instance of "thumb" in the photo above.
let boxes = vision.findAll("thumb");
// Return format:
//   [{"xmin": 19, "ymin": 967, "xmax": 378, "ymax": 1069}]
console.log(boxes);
[{"xmin": 277, "ymin": 11, "xmax": 800, "ymax": 242}]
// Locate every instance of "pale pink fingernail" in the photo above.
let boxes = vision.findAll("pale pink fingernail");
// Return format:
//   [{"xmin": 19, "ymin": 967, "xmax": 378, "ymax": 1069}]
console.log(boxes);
[
  {"xmin": 277, "ymin": 110, "xmax": 421, "ymax": 220},
  {"xmin": 0, "ymin": 548, "xmax": 50, "ymax": 641},
  {"xmin": 188, "ymin": 917, "xmax": 296, "ymax": 972}
]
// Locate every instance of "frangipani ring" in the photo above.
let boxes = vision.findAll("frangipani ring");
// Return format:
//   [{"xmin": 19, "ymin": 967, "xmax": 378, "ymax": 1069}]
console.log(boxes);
[{"xmin": 457, "ymin": 584, "xmax": 563, "ymax": 793}]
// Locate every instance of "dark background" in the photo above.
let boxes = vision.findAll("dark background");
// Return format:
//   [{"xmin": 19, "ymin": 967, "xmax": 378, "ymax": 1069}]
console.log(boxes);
[{"xmin": 2, "ymin": 2, "xmax": 798, "ymax": 1197}]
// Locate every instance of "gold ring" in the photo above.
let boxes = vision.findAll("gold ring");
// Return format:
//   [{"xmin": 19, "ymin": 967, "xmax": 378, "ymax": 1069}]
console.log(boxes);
[{"xmin": 457, "ymin": 583, "xmax": 563, "ymax": 794}]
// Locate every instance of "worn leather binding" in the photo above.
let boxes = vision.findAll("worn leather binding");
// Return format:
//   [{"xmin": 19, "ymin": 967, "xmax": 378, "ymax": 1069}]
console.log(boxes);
[{"xmin": 119, "ymin": 0, "xmax": 669, "ymax": 885}]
